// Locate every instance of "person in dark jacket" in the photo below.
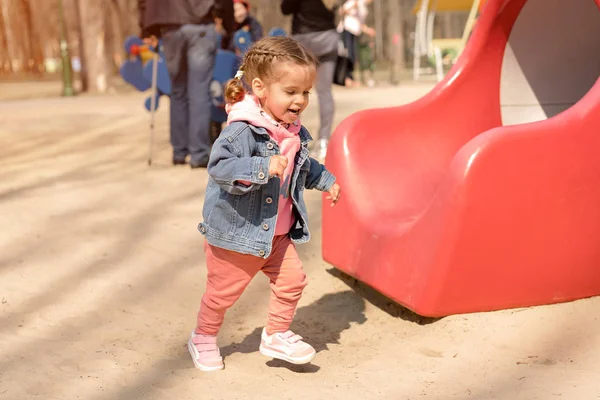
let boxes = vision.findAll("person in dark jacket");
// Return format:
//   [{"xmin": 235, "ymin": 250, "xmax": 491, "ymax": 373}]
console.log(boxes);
[
  {"xmin": 233, "ymin": 0, "xmax": 263, "ymax": 42},
  {"xmin": 138, "ymin": 0, "xmax": 234, "ymax": 168},
  {"xmin": 281, "ymin": 0, "xmax": 339, "ymax": 160}
]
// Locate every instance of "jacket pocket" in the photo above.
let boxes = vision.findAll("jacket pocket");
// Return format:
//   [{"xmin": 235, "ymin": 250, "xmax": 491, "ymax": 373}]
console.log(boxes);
[{"xmin": 205, "ymin": 189, "xmax": 241, "ymax": 236}]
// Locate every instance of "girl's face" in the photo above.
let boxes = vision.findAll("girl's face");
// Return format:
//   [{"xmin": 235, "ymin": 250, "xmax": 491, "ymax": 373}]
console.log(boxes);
[
  {"xmin": 234, "ymin": 2, "xmax": 248, "ymax": 24},
  {"xmin": 252, "ymin": 61, "xmax": 316, "ymax": 125}
]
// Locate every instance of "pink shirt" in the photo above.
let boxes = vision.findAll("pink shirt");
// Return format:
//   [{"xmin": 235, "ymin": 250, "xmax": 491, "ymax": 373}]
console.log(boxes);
[{"xmin": 226, "ymin": 95, "xmax": 301, "ymax": 235}]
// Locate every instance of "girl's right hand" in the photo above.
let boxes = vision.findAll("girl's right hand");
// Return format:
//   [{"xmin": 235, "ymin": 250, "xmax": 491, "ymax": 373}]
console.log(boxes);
[{"xmin": 268, "ymin": 155, "xmax": 288, "ymax": 179}]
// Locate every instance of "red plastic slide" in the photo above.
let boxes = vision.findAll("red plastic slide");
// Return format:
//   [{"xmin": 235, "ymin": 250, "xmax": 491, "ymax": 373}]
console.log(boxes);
[{"xmin": 322, "ymin": 0, "xmax": 600, "ymax": 317}]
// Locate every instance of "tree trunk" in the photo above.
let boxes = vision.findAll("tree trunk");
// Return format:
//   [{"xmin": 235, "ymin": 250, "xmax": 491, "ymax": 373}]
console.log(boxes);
[
  {"xmin": 0, "ymin": 0, "xmax": 423, "ymax": 80},
  {"xmin": 2, "ymin": 0, "xmax": 18, "ymax": 72},
  {"xmin": 374, "ymin": 0, "xmax": 384, "ymax": 61},
  {"xmin": 387, "ymin": 0, "xmax": 404, "ymax": 84},
  {"xmin": 373, "ymin": 0, "xmax": 384, "ymax": 60},
  {"xmin": 73, "ymin": 0, "xmax": 87, "ymax": 90},
  {"xmin": 77, "ymin": 0, "xmax": 108, "ymax": 93},
  {"xmin": 22, "ymin": 0, "xmax": 44, "ymax": 74},
  {"xmin": 105, "ymin": 0, "xmax": 125, "ymax": 74},
  {"xmin": 0, "ymin": 1, "xmax": 12, "ymax": 73}
]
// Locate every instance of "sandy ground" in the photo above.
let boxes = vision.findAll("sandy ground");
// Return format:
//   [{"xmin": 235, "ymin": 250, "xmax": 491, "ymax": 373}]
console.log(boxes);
[{"xmin": 1, "ymin": 82, "xmax": 600, "ymax": 400}]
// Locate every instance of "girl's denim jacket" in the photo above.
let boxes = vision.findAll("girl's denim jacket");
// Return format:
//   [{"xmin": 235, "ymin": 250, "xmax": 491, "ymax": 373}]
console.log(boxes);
[{"xmin": 198, "ymin": 121, "xmax": 336, "ymax": 258}]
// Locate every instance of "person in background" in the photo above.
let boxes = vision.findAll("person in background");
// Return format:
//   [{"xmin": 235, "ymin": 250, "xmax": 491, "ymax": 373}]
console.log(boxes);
[
  {"xmin": 138, "ymin": 0, "xmax": 234, "ymax": 168},
  {"xmin": 233, "ymin": 0, "xmax": 263, "ymax": 42},
  {"xmin": 281, "ymin": 0, "xmax": 339, "ymax": 160},
  {"xmin": 358, "ymin": 30, "xmax": 376, "ymax": 87},
  {"xmin": 339, "ymin": 0, "xmax": 376, "ymax": 87}
]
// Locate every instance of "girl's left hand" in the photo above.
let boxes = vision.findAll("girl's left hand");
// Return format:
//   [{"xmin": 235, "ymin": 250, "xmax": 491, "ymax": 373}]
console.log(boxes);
[{"xmin": 327, "ymin": 183, "xmax": 342, "ymax": 206}]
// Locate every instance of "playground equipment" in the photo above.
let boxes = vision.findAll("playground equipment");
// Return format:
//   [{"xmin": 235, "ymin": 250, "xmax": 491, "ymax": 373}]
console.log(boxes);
[
  {"xmin": 412, "ymin": 0, "xmax": 487, "ymax": 81},
  {"xmin": 120, "ymin": 36, "xmax": 171, "ymax": 111},
  {"xmin": 120, "ymin": 37, "xmax": 171, "ymax": 164},
  {"xmin": 268, "ymin": 27, "xmax": 287, "ymax": 37},
  {"xmin": 322, "ymin": 0, "xmax": 600, "ymax": 317}
]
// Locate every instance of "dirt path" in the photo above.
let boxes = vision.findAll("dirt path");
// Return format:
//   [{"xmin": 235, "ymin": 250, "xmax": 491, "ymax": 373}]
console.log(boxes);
[{"xmin": 1, "ymin": 84, "xmax": 599, "ymax": 400}]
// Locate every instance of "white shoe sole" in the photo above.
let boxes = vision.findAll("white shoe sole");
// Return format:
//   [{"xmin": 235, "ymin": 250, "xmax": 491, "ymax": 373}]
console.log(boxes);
[
  {"xmin": 259, "ymin": 344, "xmax": 316, "ymax": 365},
  {"xmin": 188, "ymin": 339, "xmax": 224, "ymax": 372}
]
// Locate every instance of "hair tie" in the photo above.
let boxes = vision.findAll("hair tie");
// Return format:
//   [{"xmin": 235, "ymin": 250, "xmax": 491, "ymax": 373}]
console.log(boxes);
[{"xmin": 234, "ymin": 70, "xmax": 244, "ymax": 80}]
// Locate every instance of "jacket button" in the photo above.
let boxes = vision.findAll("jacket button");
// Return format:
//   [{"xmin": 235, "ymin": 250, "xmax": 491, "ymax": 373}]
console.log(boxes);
[
  {"xmin": 262, "ymin": 223, "xmax": 269, "ymax": 231},
  {"xmin": 259, "ymin": 250, "xmax": 265, "ymax": 256},
  {"xmin": 258, "ymin": 172, "xmax": 265, "ymax": 180},
  {"xmin": 199, "ymin": 226, "xmax": 206, "ymax": 233},
  {"xmin": 266, "ymin": 197, "xmax": 273, "ymax": 204},
  {"xmin": 267, "ymin": 142, "xmax": 274, "ymax": 150}
]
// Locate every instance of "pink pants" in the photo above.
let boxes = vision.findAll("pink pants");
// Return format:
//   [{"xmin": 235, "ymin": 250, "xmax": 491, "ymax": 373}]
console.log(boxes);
[{"xmin": 196, "ymin": 235, "xmax": 308, "ymax": 336}]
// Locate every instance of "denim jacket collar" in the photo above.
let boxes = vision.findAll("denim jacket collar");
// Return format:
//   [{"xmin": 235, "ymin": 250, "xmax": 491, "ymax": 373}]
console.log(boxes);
[{"xmin": 248, "ymin": 124, "xmax": 313, "ymax": 145}]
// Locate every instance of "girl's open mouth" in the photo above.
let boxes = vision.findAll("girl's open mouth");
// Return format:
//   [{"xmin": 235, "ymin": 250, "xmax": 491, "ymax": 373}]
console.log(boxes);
[{"xmin": 288, "ymin": 109, "xmax": 299, "ymax": 115}]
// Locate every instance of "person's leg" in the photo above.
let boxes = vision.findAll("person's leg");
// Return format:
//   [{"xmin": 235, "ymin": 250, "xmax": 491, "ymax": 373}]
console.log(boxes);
[
  {"xmin": 261, "ymin": 236, "xmax": 308, "ymax": 334},
  {"xmin": 161, "ymin": 27, "xmax": 189, "ymax": 162},
  {"xmin": 358, "ymin": 39, "xmax": 376, "ymax": 87},
  {"xmin": 315, "ymin": 52, "xmax": 336, "ymax": 142},
  {"xmin": 358, "ymin": 36, "xmax": 369, "ymax": 84},
  {"xmin": 259, "ymin": 235, "xmax": 314, "ymax": 364},
  {"xmin": 182, "ymin": 24, "xmax": 217, "ymax": 167},
  {"xmin": 342, "ymin": 30, "xmax": 357, "ymax": 83},
  {"xmin": 196, "ymin": 242, "xmax": 264, "ymax": 335},
  {"xmin": 292, "ymin": 30, "xmax": 336, "ymax": 153},
  {"xmin": 190, "ymin": 241, "xmax": 264, "ymax": 371},
  {"xmin": 367, "ymin": 50, "xmax": 376, "ymax": 87}
]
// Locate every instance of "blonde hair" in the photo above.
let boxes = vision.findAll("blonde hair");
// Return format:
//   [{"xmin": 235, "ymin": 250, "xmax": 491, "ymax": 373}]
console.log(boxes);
[{"xmin": 225, "ymin": 36, "xmax": 319, "ymax": 105}]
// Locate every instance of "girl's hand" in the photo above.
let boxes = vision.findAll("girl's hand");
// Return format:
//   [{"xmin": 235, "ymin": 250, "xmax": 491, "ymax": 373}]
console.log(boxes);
[
  {"xmin": 327, "ymin": 183, "xmax": 341, "ymax": 206},
  {"xmin": 268, "ymin": 155, "xmax": 288, "ymax": 179}
]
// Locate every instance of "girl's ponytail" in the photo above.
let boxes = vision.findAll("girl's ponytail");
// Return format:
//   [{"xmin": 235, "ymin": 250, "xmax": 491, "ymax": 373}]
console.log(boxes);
[{"xmin": 225, "ymin": 70, "xmax": 246, "ymax": 104}]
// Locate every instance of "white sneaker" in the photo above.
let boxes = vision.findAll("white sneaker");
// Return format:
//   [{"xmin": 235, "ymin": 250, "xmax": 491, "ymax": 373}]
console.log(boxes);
[
  {"xmin": 311, "ymin": 138, "xmax": 328, "ymax": 160},
  {"xmin": 187, "ymin": 331, "xmax": 224, "ymax": 372},
  {"xmin": 259, "ymin": 328, "xmax": 316, "ymax": 364}
]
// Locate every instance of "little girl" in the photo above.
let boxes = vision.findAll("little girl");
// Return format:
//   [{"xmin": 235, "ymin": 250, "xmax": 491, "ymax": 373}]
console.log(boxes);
[{"xmin": 189, "ymin": 36, "xmax": 341, "ymax": 372}]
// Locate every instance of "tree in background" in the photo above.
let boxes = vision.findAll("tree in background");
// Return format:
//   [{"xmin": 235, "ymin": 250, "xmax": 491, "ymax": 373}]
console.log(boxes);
[
  {"xmin": 0, "ymin": 0, "xmax": 139, "ymax": 91},
  {"xmin": 386, "ymin": 0, "xmax": 405, "ymax": 83},
  {"xmin": 0, "ymin": 0, "xmax": 468, "ymax": 85},
  {"xmin": 0, "ymin": 0, "xmax": 44, "ymax": 75},
  {"xmin": 76, "ymin": 0, "xmax": 109, "ymax": 92}
]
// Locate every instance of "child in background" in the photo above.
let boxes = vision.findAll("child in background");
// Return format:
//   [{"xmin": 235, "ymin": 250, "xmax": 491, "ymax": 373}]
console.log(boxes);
[
  {"xmin": 189, "ymin": 36, "xmax": 341, "ymax": 372},
  {"xmin": 215, "ymin": 0, "xmax": 263, "ymax": 50},
  {"xmin": 233, "ymin": 0, "xmax": 263, "ymax": 42},
  {"xmin": 358, "ymin": 32, "xmax": 376, "ymax": 87}
]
